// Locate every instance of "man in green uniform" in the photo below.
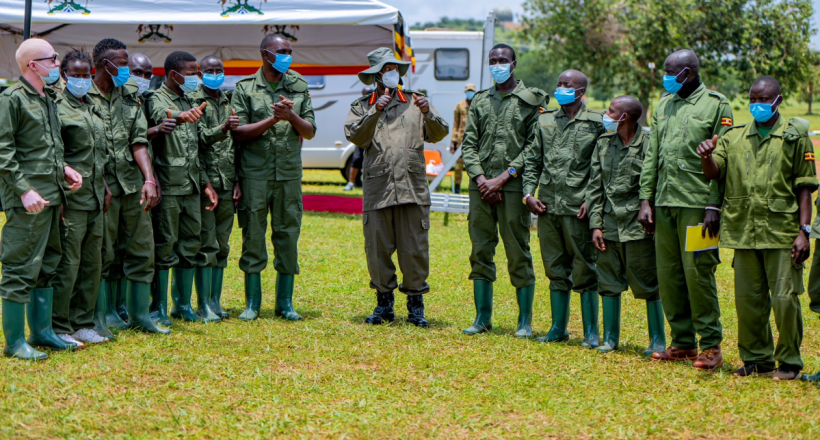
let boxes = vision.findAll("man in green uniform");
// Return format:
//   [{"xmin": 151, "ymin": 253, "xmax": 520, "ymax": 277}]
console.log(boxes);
[
  {"xmin": 231, "ymin": 34, "xmax": 316, "ymax": 321},
  {"xmin": 88, "ymin": 38, "xmax": 166, "ymax": 334},
  {"xmin": 588, "ymin": 95, "xmax": 665, "ymax": 355},
  {"xmin": 51, "ymin": 49, "xmax": 112, "ymax": 346},
  {"xmin": 698, "ymin": 77, "xmax": 816, "ymax": 380},
  {"xmin": 146, "ymin": 50, "xmax": 225, "ymax": 324},
  {"xmin": 450, "ymin": 83, "xmax": 475, "ymax": 194},
  {"xmin": 461, "ymin": 44, "xmax": 546, "ymax": 338},
  {"xmin": 0, "ymin": 38, "xmax": 84, "ymax": 359},
  {"xmin": 344, "ymin": 48, "xmax": 449, "ymax": 327},
  {"xmin": 638, "ymin": 49, "xmax": 734, "ymax": 370},
  {"xmin": 190, "ymin": 55, "xmax": 241, "ymax": 320},
  {"xmin": 523, "ymin": 69, "xmax": 604, "ymax": 347}
]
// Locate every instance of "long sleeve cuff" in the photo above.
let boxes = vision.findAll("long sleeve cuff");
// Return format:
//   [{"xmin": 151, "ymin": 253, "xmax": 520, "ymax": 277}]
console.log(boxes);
[{"xmin": 589, "ymin": 213, "xmax": 603, "ymax": 230}]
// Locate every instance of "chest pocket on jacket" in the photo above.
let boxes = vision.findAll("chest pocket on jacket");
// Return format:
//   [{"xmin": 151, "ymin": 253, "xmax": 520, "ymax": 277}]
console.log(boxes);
[{"xmin": 686, "ymin": 116, "xmax": 712, "ymax": 144}]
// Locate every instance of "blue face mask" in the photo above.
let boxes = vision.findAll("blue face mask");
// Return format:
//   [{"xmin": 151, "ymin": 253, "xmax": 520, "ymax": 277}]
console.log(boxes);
[
  {"xmin": 173, "ymin": 72, "xmax": 200, "ymax": 94},
  {"xmin": 65, "ymin": 76, "xmax": 92, "ymax": 98},
  {"xmin": 267, "ymin": 52, "xmax": 292, "ymax": 74},
  {"xmin": 489, "ymin": 63, "xmax": 512, "ymax": 84},
  {"xmin": 602, "ymin": 114, "xmax": 624, "ymax": 132},
  {"xmin": 202, "ymin": 73, "xmax": 225, "ymax": 90},
  {"xmin": 749, "ymin": 96, "xmax": 781, "ymax": 123},
  {"xmin": 33, "ymin": 62, "xmax": 60, "ymax": 85},
  {"xmin": 105, "ymin": 61, "xmax": 131, "ymax": 88},
  {"xmin": 466, "ymin": 91, "xmax": 475, "ymax": 100},
  {"xmin": 554, "ymin": 87, "xmax": 578, "ymax": 106},
  {"xmin": 663, "ymin": 68, "xmax": 689, "ymax": 95}
]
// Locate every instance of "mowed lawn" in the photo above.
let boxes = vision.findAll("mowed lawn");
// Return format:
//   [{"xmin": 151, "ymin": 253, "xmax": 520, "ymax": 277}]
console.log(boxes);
[{"xmin": 5, "ymin": 105, "xmax": 820, "ymax": 438}]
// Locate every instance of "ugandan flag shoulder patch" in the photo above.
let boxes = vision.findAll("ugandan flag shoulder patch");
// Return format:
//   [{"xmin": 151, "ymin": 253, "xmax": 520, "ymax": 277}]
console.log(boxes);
[
  {"xmin": 805, "ymin": 152, "xmax": 815, "ymax": 162},
  {"xmin": 368, "ymin": 92, "xmax": 377, "ymax": 106},
  {"xmin": 721, "ymin": 117, "xmax": 733, "ymax": 126}
]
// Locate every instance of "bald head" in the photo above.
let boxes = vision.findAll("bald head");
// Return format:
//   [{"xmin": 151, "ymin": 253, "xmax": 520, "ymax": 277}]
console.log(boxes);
[
  {"xmin": 558, "ymin": 69, "xmax": 588, "ymax": 90},
  {"xmin": 751, "ymin": 76, "xmax": 781, "ymax": 96},
  {"xmin": 128, "ymin": 53, "xmax": 153, "ymax": 80},
  {"xmin": 15, "ymin": 38, "xmax": 56, "ymax": 73},
  {"xmin": 611, "ymin": 95, "xmax": 643, "ymax": 123},
  {"xmin": 664, "ymin": 49, "xmax": 700, "ymax": 78}
]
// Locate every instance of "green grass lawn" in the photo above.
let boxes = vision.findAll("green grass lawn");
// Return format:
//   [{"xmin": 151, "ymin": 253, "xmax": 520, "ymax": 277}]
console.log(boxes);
[{"xmin": 2, "ymin": 170, "xmax": 820, "ymax": 439}]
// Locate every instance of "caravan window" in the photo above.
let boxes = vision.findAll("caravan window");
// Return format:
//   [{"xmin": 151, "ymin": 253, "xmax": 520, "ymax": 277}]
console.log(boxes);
[
  {"xmin": 434, "ymin": 49, "xmax": 469, "ymax": 81},
  {"xmin": 304, "ymin": 76, "xmax": 326, "ymax": 89}
]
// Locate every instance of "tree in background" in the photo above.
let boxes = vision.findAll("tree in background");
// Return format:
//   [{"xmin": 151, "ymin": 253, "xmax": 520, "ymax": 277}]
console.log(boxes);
[
  {"xmin": 801, "ymin": 50, "xmax": 820, "ymax": 114},
  {"xmin": 521, "ymin": 0, "xmax": 816, "ymax": 123}
]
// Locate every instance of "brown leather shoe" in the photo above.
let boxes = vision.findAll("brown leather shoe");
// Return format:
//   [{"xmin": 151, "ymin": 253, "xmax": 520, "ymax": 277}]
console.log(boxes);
[
  {"xmin": 693, "ymin": 345, "xmax": 723, "ymax": 370},
  {"xmin": 651, "ymin": 346, "xmax": 699, "ymax": 362}
]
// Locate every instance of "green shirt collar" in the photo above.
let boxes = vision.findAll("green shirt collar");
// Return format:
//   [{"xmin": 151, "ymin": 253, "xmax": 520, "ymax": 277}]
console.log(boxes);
[
  {"xmin": 556, "ymin": 102, "xmax": 589, "ymax": 121},
  {"xmin": 191, "ymin": 84, "xmax": 228, "ymax": 104},
  {"xmin": 672, "ymin": 83, "xmax": 707, "ymax": 104},
  {"xmin": 157, "ymin": 82, "xmax": 186, "ymax": 103},
  {"xmin": 748, "ymin": 114, "xmax": 785, "ymax": 139},
  {"xmin": 489, "ymin": 79, "xmax": 526, "ymax": 101}
]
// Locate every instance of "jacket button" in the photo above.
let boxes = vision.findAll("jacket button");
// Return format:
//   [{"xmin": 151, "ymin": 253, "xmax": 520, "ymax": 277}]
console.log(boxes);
[{"xmin": 680, "ymin": 164, "xmax": 686, "ymax": 169}]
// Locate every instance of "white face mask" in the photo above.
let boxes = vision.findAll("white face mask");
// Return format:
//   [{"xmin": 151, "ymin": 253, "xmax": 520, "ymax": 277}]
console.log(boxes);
[{"xmin": 380, "ymin": 70, "xmax": 400, "ymax": 88}]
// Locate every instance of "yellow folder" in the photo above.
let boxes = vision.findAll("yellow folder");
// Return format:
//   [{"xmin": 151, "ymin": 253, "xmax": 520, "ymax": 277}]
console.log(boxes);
[{"xmin": 685, "ymin": 224, "xmax": 719, "ymax": 252}]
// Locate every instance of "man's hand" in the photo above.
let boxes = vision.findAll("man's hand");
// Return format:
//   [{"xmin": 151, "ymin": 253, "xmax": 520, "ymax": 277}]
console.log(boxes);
[
  {"xmin": 103, "ymin": 183, "xmax": 112, "ymax": 214},
  {"xmin": 702, "ymin": 207, "xmax": 720, "ymax": 239},
  {"xmin": 140, "ymin": 181, "xmax": 158, "ymax": 212},
  {"xmin": 64, "ymin": 166, "xmax": 83, "ymax": 191},
  {"xmin": 526, "ymin": 196, "xmax": 546, "ymax": 216},
  {"xmin": 450, "ymin": 141, "xmax": 458, "ymax": 155},
  {"xmin": 577, "ymin": 202, "xmax": 588, "ymax": 221},
  {"xmin": 794, "ymin": 231, "xmax": 811, "ymax": 265},
  {"xmin": 592, "ymin": 229, "xmax": 606, "ymax": 252},
  {"xmin": 204, "ymin": 183, "xmax": 218, "ymax": 211},
  {"xmin": 638, "ymin": 200, "xmax": 655, "ymax": 234},
  {"xmin": 483, "ymin": 191, "xmax": 502, "ymax": 205},
  {"xmin": 479, "ymin": 174, "xmax": 511, "ymax": 196},
  {"xmin": 222, "ymin": 109, "xmax": 240, "ymax": 133},
  {"xmin": 697, "ymin": 135, "xmax": 718, "ymax": 158},
  {"xmin": 160, "ymin": 109, "xmax": 177, "ymax": 133},
  {"xmin": 376, "ymin": 88, "xmax": 392, "ymax": 111},
  {"xmin": 177, "ymin": 102, "xmax": 206, "ymax": 123},
  {"xmin": 413, "ymin": 94, "xmax": 430, "ymax": 113},
  {"xmin": 21, "ymin": 189, "xmax": 49, "ymax": 213},
  {"xmin": 233, "ymin": 181, "xmax": 242, "ymax": 201},
  {"xmin": 273, "ymin": 97, "xmax": 294, "ymax": 122}
]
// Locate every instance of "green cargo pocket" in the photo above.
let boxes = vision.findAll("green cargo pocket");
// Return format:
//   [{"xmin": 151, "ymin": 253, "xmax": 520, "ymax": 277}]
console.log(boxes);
[
  {"xmin": 0, "ymin": 226, "xmax": 33, "ymax": 265},
  {"xmin": 20, "ymin": 159, "xmax": 54, "ymax": 176},
  {"xmin": 768, "ymin": 198, "xmax": 798, "ymax": 213},
  {"xmin": 236, "ymin": 199, "xmax": 248, "ymax": 229}
]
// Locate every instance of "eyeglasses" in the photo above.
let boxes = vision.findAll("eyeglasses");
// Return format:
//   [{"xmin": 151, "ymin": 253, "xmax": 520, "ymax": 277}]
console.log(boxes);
[{"xmin": 32, "ymin": 53, "xmax": 59, "ymax": 63}]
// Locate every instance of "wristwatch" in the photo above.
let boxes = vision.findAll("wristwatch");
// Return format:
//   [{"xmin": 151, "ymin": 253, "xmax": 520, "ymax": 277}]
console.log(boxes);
[
  {"xmin": 523, "ymin": 194, "xmax": 533, "ymax": 205},
  {"xmin": 508, "ymin": 167, "xmax": 518, "ymax": 178},
  {"xmin": 800, "ymin": 225, "xmax": 811, "ymax": 235}
]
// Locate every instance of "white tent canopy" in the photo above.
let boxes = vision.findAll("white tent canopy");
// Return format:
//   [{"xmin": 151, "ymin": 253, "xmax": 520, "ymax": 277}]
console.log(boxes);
[{"xmin": 0, "ymin": 0, "xmax": 405, "ymax": 78}]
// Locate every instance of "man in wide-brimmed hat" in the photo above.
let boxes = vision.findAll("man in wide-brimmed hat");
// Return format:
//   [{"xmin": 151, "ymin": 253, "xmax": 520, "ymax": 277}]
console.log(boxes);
[{"xmin": 344, "ymin": 47, "xmax": 449, "ymax": 328}]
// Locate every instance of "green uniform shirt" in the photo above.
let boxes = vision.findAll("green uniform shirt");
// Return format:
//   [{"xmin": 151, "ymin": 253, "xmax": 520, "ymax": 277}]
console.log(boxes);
[
  {"xmin": 587, "ymin": 126, "xmax": 650, "ymax": 241},
  {"xmin": 344, "ymin": 90, "xmax": 450, "ymax": 211},
  {"xmin": 523, "ymin": 103, "xmax": 605, "ymax": 215},
  {"xmin": 461, "ymin": 80, "xmax": 546, "ymax": 192},
  {"xmin": 86, "ymin": 79, "xmax": 149, "ymax": 197},
  {"xmin": 639, "ymin": 83, "xmax": 734, "ymax": 207},
  {"xmin": 714, "ymin": 116, "xmax": 818, "ymax": 249},
  {"xmin": 189, "ymin": 85, "xmax": 237, "ymax": 191},
  {"xmin": 0, "ymin": 77, "xmax": 65, "ymax": 209},
  {"xmin": 231, "ymin": 68, "xmax": 316, "ymax": 181},
  {"xmin": 146, "ymin": 83, "xmax": 227, "ymax": 196},
  {"xmin": 56, "ymin": 91, "xmax": 108, "ymax": 210}
]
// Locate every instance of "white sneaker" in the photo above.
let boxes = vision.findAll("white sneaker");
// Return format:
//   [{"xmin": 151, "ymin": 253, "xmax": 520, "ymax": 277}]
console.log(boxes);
[
  {"xmin": 343, "ymin": 182, "xmax": 355, "ymax": 191},
  {"xmin": 57, "ymin": 333, "xmax": 85, "ymax": 349},
  {"xmin": 72, "ymin": 328, "xmax": 109, "ymax": 344}
]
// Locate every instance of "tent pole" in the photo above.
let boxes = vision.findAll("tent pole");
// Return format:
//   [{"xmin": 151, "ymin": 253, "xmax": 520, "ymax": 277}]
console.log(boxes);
[{"xmin": 23, "ymin": 0, "xmax": 33, "ymax": 40}]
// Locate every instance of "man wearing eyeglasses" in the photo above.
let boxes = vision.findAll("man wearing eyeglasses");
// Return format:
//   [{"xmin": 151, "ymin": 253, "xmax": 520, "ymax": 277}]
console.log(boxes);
[
  {"xmin": 230, "ymin": 34, "xmax": 316, "ymax": 321},
  {"xmin": 0, "ymin": 38, "xmax": 85, "ymax": 360}
]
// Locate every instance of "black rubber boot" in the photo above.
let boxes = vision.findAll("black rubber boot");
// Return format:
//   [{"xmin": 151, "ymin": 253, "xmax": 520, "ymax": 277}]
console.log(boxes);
[
  {"xmin": 27, "ymin": 288, "xmax": 78, "ymax": 351},
  {"xmin": 105, "ymin": 279, "xmax": 128, "ymax": 329},
  {"xmin": 3, "ymin": 299, "xmax": 47, "ymax": 360},
  {"xmin": 194, "ymin": 267, "xmax": 221, "ymax": 323},
  {"xmin": 210, "ymin": 267, "xmax": 229, "ymax": 319},
  {"xmin": 454, "ymin": 184, "xmax": 461, "ymax": 194},
  {"xmin": 150, "ymin": 269, "xmax": 172, "ymax": 327},
  {"xmin": 127, "ymin": 282, "xmax": 170, "ymax": 334},
  {"xmin": 538, "ymin": 290, "xmax": 570, "ymax": 343},
  {"xmin": 364, "ymin": 291, "xmax": 395, "ymax": 325},
  {"xmin": 514, "ymin": 285, "xmax": 535, "ymax": 338},
  {"xmin": 580, "ymin": 291, "xmax": 600, "ymax": 349},
  {"xmin": 597, "ymin": 295, "xmax": 621, "ymax": 353},
  {"xmin": 239, "ymin": 272, "xmax": 262, "ymax": 321},
  {"xmin": 116, "ymin": 277, "xmax": 129, "ymax": 323},
  {"xmin": 406, "ymin": 295, "xmax": 429, "ymax": 328},
  {"xmin": 170, "ymin": 268, "xmax": 204, "ymax": 322},
  {"xmin": 92, "ymin": 280, "xmax": 115, "ymax": 340},
  {"xmin": 274, "ymin": 273, "xmax": 303, "ymax": 321}
]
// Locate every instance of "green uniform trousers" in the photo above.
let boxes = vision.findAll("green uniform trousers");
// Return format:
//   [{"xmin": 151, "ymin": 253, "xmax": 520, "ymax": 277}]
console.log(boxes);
[
  {"xmin": 51, "ymin": 209, "xmax": 103, "ymax": 334},
  {"xmin": 807, "ymin": 239, "xmax": 820, "ymax": 314},
  {"xmin": 597, "ymin": 238, "xmax": 659, "ymax": 300},
  {"xmin": 538, "ymin": 213, "xmax": 597, "ymax": 293},
  {"xmin": 655, "ymin": 206, "xmax": 722, "ymax": 350},
  {"xmin": 153, "ymin": 194, "xmax": 202, "ymax": 270},
  {"xmin": 468, "ymin": 190, "xmax": 535, "ymax": 288},
  {"xmin": 363, "ymin": 204, "xmax": 430, "ymax": 295},
  {"xmin": 734, "ymin": 249, "xmax": 804, "ymax": 369},
  {"xmin": 196, "ymin": 189, "xmax": 234, "ymax": 268},
  {"xmin": 238, "ymin": 178, "xmax": 301, "ymax": 275},
  {"xmin": 101, "ymin": 191, "xmax": 155, "ymax": 284},
  {"xmin": 0, "ymin": 206, "xmax": 62, "ymax": 304}
]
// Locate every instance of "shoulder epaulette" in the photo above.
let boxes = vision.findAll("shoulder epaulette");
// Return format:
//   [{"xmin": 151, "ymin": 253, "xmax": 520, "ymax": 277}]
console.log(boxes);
[
  {"xmin": 787, "ymin": 117, "xmax": 810, "ymax": 138},
  {"xmin": 514, "ymin": 87, "xmax": 546, "ymax": 107},
  {"xmin": 367, "ymin": 91, "xmax": 377, "ymax": 106},
  {"xmin": 396, "ymin": 89, "xmax": 408, "ymax": 103},
  {"xmin": 585, "ymin": 109, "xmax": 604, "ymax": 123}
]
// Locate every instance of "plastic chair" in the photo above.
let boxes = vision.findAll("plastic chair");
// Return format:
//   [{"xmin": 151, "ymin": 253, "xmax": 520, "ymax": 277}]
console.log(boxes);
[{"xmin": 423, "ymin": 150, "xmax": 454, "ymax": 190}]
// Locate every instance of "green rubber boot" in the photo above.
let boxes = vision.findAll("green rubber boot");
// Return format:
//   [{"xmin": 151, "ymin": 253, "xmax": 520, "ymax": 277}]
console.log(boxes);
[
  {"xmin": 170, "ymin": 268, "xmax": 203, "ymax": 322},
  {"xmin": 210, "ymin": 267, "xmax": 229, "ymax": 319},
  {"xmin": 514, "ymin": 285, "xmax": 535, "ymax": 338},
  {"xmin": 194, "ymin": 267, "xmax": 221, "ymax": 323},
  {"xmin": 127, "ymin": 281, "xmax": 170, "ymax": 334},
  {"xmin": 239, "ymin": 272, "xmax": 262, "ymax": 321},
  {"xmin": 580, "ymin": 291, "xmax": 600, "ymax": 348},
  {"xmin": 597, "ymin": 295, "xmax": 621, "ymax": 353},
  {"xmin": 538, "ymin": 290, "xmax": 570, "ymax": 342},
  {"xmin": 463, "ymin": 280, "xmax": 493, "ymax": 335},
  {"xmin": 116, "ymin": 277, "xmax": 129, "ymax": 323},
  {"xmin": 92, "ymin": 280, "xmax": 115, "ymax": 340},
  {"xmin": 105, "ymin": 279, "xmax": 128, "ymax": 329},
  {"xmin": 27, "ymin": 288, "xmax": 77, "ymax": 351},
  {"xmin": 644, "ymin": 299, "xmax": 667, "ymax": 356},
  {"xmin": 274, "ymin": 273, "xmax": 303, "ymax": 321},
  {"xmin": 2, "ymin": 299, "xmax": 47, "ymax": 360},
  {"xmin": 150, "ymin": 269, "xmax": 172, "ymax": 327}
]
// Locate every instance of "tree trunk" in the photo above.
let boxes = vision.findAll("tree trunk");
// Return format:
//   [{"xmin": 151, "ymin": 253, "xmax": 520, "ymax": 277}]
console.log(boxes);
[{"xmin": 808, "ymin": 83, "xmax": 813, "ymax": 115}]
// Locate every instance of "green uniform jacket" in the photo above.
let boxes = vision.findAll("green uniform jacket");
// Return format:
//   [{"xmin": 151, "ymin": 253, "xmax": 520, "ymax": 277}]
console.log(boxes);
[
  {"xmin": 523, "ymin": 104, "xmax": 605, "ymax": 215},
  {"xmin": 344, "ymin": 90, "xmax": 449, "ymax": 212},
  {"xmin": 461, "ymin": 80, "xmax": 546, "ymax": 192},
  {"xmin": 231, "ymin": 68, "xmax": 316, "ymax": 182},
  {"xmin": 588, "ymin": 126, "xmax": 650, "ymax": 242},
  {"xmin": 639, "ymin": 84, "xmax": 733, "ymax": 207},
  {"xmin": 0, "ymin": 77, "xmax": 65, "ymax": 209},
  {"xmin": 146, "ymin": 83, "xmax": 228, "ymax": 196},
  {"xmin": 86, "ymin": 79, "xmax": 149, "ymax": 196},
  {"xmin": 714, "ymin": 117, "xmax": 818, "ymax": 249},
  {"xmin": 56, "ymin": 91, "xmax": 108, "ymax": 211},
  {"xmin": 189, "ymin": 85, "xmax": 237, "ymax": 191}
]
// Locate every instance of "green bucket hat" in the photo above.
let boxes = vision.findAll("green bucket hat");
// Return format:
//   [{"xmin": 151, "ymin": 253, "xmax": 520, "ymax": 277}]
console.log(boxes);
[{"xmin": 358, "ymin": 47, "xmax": 410, "ymax": 85}]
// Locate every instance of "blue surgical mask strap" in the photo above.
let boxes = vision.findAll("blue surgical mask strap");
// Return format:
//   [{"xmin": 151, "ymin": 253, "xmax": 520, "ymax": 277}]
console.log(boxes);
[{"xmin": 171, "ymin": 70, "xmax": 185, "ymax": 87}]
